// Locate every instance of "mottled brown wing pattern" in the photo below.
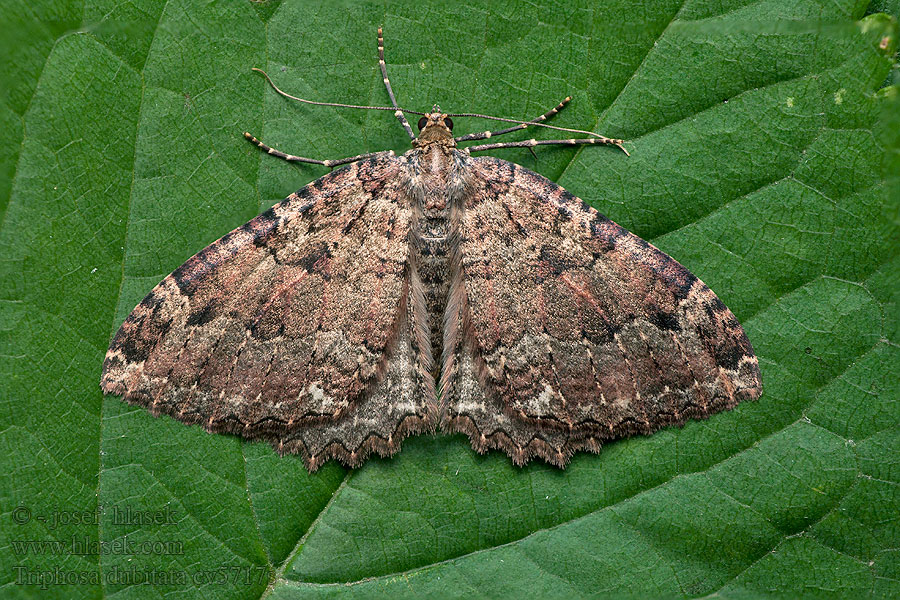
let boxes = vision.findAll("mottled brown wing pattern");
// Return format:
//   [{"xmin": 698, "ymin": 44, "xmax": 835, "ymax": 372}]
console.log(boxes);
[
  {"xmin": 102, "ymin": 156, "xmax": 437, "ymax": 468},
  {"xmin": 442, "ymin": 156, "xmax": 761, "ymax": 466}
]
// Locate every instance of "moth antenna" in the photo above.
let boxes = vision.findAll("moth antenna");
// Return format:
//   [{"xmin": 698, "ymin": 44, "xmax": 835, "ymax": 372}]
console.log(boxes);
[
  {"xmin": 446, "ymin": 110, "xmax": 611, "ymax": 139},
  {"xmin": 252, "ymin": 68, "xmax": 425, "ymax": 116}
]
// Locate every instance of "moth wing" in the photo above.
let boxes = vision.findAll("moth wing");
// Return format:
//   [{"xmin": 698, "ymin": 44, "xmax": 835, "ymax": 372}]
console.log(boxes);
[
  {"xmin": 443, "ymin": 156, "xmax": 761, "ymax": 466},
  {"xmin": 102, "ymin": 156, "xmax": 436, "ymax": 469}
]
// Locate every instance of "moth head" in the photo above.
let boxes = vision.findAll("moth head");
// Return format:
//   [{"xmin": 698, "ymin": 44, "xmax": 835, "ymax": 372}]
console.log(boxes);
[{"xmin": 415, "ymin": 107, "xmax": 455, "ymax": 146}]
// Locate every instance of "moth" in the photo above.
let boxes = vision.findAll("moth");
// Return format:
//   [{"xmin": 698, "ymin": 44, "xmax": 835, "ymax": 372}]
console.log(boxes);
[{"xmin": 101, "ymin": 29, "xmax": 761, "ymax": 471}]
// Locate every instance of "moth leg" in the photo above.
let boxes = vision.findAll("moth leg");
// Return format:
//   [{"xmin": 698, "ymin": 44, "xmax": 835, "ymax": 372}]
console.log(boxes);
[
  {"xmin": 454, "ymin": 97, "xmax": 571, "ymax": 143},
  {"xmin": 243, "ymin": 132, "xmax": 393, "ymax": 168},
  {"xmin": 377, "ymin": 27, "xmax": 416, "ymax": 141},
  {"xmin": 464, "ymin": 136, "xmax": 630, "ymax": 156}
]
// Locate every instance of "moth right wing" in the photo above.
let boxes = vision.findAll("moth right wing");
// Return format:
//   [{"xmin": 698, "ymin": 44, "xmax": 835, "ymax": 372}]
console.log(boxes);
[
  {"xmin": 442, "ymin": 156, "xmax": 761, "ymax": 467},
  {"xmin": 102, "ymin": 156, "xmax": 436, "ymax": 470}
]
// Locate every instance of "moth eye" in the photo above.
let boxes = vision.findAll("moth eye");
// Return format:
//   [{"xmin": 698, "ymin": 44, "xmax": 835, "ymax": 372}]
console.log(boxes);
[
  {"xmin": 444, "ymin": 116, "xmax": 453, "ymax": 131},
  {"xmin": 417, "ymin": 116, "xmax": 428, "ymax": 131}
]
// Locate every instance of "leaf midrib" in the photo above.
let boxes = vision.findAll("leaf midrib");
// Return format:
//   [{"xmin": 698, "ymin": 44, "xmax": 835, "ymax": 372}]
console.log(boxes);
[{"xmin": 273, "ymin": 381, "xmax": 883, "ymax": 590}]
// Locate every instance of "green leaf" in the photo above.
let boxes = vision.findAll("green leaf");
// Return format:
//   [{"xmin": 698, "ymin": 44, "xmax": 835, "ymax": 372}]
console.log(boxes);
[{"xmin": 1, "ymin": 1, "xmax": 897, "ymax": 598}]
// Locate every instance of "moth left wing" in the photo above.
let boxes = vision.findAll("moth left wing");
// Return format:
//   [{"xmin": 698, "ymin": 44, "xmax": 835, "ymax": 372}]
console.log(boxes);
[
  {"xmin": 442, "ymin": 156, "xmax": 761, "ymax": 467},
  {"xmin": 102, "ymin": 156, "xmax": 436, "ymax": 469}
]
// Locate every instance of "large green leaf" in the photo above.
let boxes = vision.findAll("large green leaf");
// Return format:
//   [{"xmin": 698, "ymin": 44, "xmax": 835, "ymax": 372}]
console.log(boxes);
[{"xmin": 1, "ymin": 1, "xmax": 897, "ymax": 598}]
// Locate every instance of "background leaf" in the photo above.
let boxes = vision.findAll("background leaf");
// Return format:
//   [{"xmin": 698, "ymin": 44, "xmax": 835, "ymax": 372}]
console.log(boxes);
[{"xmin": 1, "ymin": 1, "xmax": 897, "ymax": 598}]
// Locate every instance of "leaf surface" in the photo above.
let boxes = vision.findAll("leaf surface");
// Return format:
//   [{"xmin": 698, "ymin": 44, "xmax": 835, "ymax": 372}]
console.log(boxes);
[{"xmin": 1, "ymin": 1, "xmax": 897, "ymax": 598}]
